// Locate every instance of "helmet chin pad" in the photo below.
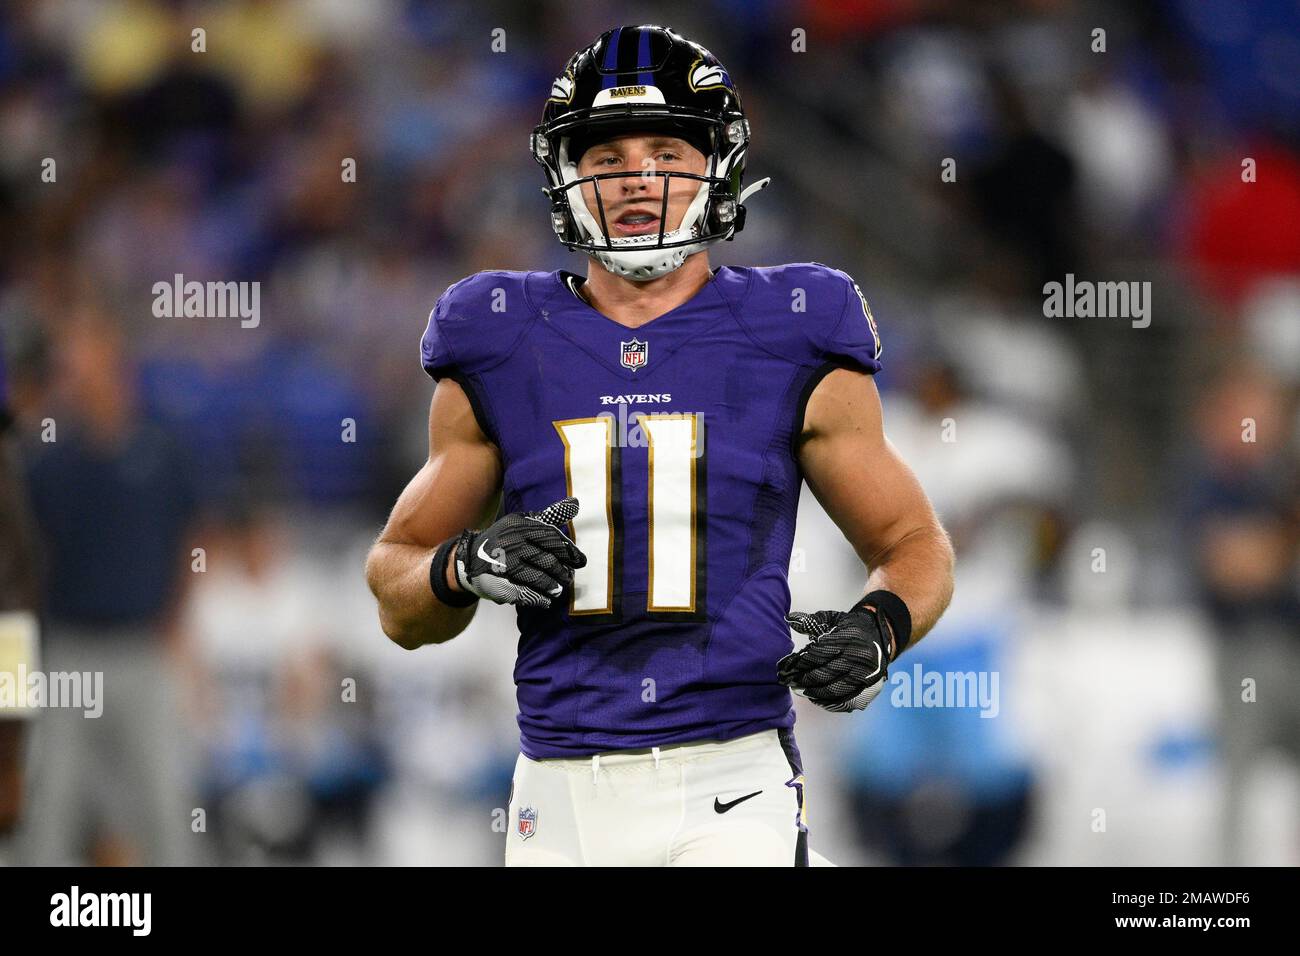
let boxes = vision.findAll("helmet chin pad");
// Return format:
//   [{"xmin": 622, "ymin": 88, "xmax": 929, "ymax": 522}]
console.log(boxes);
[{"xmin": 590, "ymin": 233, "xmax": 696, "ymax": 281}]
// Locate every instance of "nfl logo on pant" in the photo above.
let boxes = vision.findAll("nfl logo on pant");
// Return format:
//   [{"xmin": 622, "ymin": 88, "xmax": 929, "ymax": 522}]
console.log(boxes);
[{"xmin": 517, "ymin": 806, "xmax": 538, "ymax": 840}]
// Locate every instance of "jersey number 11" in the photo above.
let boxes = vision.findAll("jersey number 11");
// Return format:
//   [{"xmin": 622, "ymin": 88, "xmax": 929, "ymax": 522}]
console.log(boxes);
[{"xmin": 553, "ymin": 413, "xmax": 705, "ymax": 618}]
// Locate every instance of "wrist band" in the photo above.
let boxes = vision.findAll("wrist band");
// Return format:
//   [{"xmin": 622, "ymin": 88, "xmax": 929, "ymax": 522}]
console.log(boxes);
[
  {"xmin": 430, "ymin": 534, "xmax": 479, "ymax": 608},
  {"xmin": 853, "ymin": 590, "xmax": 912, "ymax": 659}
]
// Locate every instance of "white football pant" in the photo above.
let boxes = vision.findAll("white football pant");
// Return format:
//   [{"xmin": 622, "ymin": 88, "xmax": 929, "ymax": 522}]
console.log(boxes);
[{"xmin": 505, "ymin": 728, "xmax": 811, "ymax": 866}]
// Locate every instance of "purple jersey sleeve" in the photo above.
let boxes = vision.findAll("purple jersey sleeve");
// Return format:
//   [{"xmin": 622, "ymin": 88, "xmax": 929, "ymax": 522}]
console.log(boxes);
[
  {"xmin": 727, "ymin": 262, "xmax": 884, "ymax": 375},
  {"xmin": 420, "ymin": 276, "xmax": 473, "ymax": 382},
  {"xmin": 815, "ymin": 265, "xmax": 883, "ymax": 374},
  {"xmin": 420, "ymin": 271, "xmax": 536, "ymax": 382},
  {"xmin": 420, "ymin": 271, "xmax": 539, "ymax": 445}
]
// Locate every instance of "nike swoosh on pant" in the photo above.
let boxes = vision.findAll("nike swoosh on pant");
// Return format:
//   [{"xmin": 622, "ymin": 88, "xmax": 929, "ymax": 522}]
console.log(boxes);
[{"xmin": 714, "ymin": 790, "xmax": 763, "ymax": 813}]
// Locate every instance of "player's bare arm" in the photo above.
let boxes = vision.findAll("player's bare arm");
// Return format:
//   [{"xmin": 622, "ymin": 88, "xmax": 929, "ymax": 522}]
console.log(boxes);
[
  {"xmin": 366, "ymin": 379, "xmax": 587, "ymax": 650},
  {"xmin": 800, "ymin": 368, "xmax": 954, "ymax": 643},
  {"xmin": 779, "ymin": 368, "xmax": 955, "ymax": 713},
  {"xmin": 365, "ymin": 379, "xmax": 503, "ymax": 649}
]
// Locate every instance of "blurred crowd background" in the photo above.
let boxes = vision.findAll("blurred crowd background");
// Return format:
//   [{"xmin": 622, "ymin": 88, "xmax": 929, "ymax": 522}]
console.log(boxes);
[{"xmin": 1, "ymin": 0, "xmax": 1298, "ymax": 865}]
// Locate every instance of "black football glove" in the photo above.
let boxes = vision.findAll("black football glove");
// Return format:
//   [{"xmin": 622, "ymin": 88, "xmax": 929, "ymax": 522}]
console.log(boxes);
[
  {"xmin": 776, "ymin": 607, "xmax": 894, "ymax": 713},
  {"xmin": 452, "ymin": 497, "xmax": 587, "ymax": 608}
]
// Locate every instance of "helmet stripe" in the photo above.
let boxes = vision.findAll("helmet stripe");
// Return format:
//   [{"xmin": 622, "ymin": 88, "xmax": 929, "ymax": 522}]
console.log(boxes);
[
  {"xmin": 600, "ymin": 26, "xmax": 622, "ymax": 89},
  {"xmin": 636, "ymin": 27, "xmax": 653, "ymax": 86},
  {"xmin": 600, "ymin": 25, "xmax": 657, "ymax": 90}
]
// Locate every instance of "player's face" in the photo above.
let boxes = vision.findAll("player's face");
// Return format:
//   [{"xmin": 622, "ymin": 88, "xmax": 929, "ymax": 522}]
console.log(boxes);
[{"xmin": 575, "ymin": 133, "xmax": 708, "ymax": 239}]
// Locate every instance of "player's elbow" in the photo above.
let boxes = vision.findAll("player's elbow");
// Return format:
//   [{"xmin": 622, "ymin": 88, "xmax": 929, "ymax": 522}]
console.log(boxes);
[
  {"xmin": 931, "ymin": 522, "xmax": 957, "ymax": 610},
  {"xmin": 363, "ymin": 540, "xmax": 391, "ymax": 602},
  {"xmin": 364, "ymin": 547, "xmax": 424, "ymax": 650},
  {"xmin": 911, "ymin": 513, "xmax": 956, "ymax": 575},
  {"xmin": 938, "ymin": 519, "xmax": 956, "ymax": 573},
  {"xmin": 371, "ymin": 587, "xmax": 460, "ymax": 651},
  {"xmin": 374, "ymin": 609, "xmax": 416, "ymax": 650},
  {"xmin": 371, "ymin": 589, "xmax": 445, "ymax": 651}
]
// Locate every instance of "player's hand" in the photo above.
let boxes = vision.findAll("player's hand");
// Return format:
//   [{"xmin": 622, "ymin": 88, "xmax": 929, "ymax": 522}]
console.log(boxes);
[
  {"xmin": 776, "ymin": 607, "xmax": 893, "ymax": 713},
  {"xmin": 453, "ymin": 497, "xmax": 587, "ymax": 608}
]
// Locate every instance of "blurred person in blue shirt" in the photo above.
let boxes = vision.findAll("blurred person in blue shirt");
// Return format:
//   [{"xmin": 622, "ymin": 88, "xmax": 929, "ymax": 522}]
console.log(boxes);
[
  {"xmin": 184, "ymin": 501, "xmax": 386, "ymax": 864},
  {"xmin": 16, "ymin": 312, "xmax": 200, "ymax": 865},
  {"xmin": 831, "ymin": 358, "xmax": 1057, "ymax": 865},
  {"xmin": 839, "ymin": 622, "xmax": 1034, "ymax": 866}
]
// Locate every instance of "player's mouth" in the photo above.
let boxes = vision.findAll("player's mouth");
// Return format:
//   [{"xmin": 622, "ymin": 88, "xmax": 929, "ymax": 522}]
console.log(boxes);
[{"xmin": 611, "ymin": 209, "xmax": 663, "ymax": 236}]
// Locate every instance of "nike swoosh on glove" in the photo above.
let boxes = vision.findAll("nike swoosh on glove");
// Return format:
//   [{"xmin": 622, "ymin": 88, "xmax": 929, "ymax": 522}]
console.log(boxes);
[
  {"xmin": 776, "ymin": 608, "xmax": 892, "ymax": 713},
  {"xmin": 453, "ymin": 497, "xmax": 587, "ymax": 608}
]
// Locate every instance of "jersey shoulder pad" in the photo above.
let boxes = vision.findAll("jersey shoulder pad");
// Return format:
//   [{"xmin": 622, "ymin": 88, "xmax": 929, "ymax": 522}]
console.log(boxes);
[
  {"xmin": 420, "ymin": 270, "xmax": 539, "ymax": 381},
  {"xmin": 724, "ymin": 262, "xmax": 882, "ymax": 373}
]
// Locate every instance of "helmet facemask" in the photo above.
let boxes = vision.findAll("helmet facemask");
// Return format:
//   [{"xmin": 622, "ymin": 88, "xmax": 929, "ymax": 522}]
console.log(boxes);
[
  {"xmin": 562, "ymin": 128, "xmax": 719, "ymax": 280},
  {"xmin": 533, "ymin": 114, "xmax": 766, "ymax": 281}
]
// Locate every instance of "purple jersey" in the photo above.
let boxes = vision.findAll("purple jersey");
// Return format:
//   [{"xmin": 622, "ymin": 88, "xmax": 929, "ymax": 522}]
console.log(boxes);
[{"xmin": 421, "ymin": 263, "xmax": 883, "ymax": 757}]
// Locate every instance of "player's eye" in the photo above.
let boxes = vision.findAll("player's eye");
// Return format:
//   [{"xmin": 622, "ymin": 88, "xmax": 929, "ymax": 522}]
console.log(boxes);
[{"xmin": 657, "ymin": 151, "xmax": 681, "ymax": 162}]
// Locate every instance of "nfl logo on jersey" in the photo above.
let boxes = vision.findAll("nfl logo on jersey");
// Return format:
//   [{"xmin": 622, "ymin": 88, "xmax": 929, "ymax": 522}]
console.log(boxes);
[
  {"xmin": 517, "ymin": 806, "xmax": 538, "ymax": 840},
  {"xmin": 620, "ymin": 338, "xmax": 648, "ymax": 370}
]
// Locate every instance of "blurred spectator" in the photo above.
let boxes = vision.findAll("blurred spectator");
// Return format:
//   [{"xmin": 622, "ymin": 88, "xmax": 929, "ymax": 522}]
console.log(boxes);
[
  {"xmin": 183, "ymin": 503, "xmax": 385, "ymax": 864},
  {"xmin": 838, "ymin": 626, "xmax": 1035, "ymax": 866},
  {"xmin": 16, "ymin": 312, "xmax": 198, "ymax": 865},
  {"xmin": 1181, "ymin": 146, "xmax": 1300, "ymax": 306},
  {"xmin": 818, "ymin": 356, "xmax": 1069, "ymax": 865},
  {"xmin": 966, "ymin": 69, "xmax": 1080, "ymax": 292},
  {"xmin": 1182, "ymin": 361, "xmax": 1300, "ymax": 864},
  {"xmin": 0, "ymin": 327, "xmax": 41, "ymax": 848}
]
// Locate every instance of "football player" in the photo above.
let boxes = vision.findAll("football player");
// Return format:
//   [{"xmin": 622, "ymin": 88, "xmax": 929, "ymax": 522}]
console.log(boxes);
[{"xmin": 366, "ymin": 24, "xmax": 954, "ymax": 866}]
